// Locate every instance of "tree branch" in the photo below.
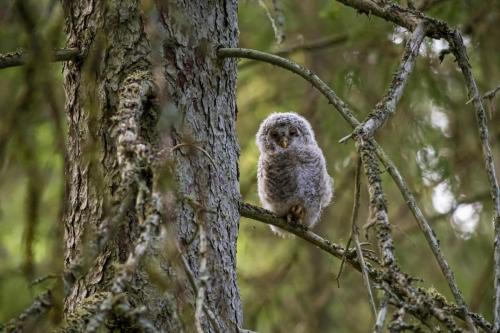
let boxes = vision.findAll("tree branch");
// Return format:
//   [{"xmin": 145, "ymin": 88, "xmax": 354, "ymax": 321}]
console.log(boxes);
[
  {"xmin": 83, "ymin": 72, "xmax": 162, "ymax": 332},
  {"xmin": 195, "ymin": 213, "xmax": 209, "ymax": 333},
  {"xmin": 218, "ymin": 48, "xmax": 360, "ymax": 127},
  {"xmin": 2, "ymin": 290, "xmax": 53, "ymax": 333},
  {"xmin": 446, "ymin": 31, "xmax": 500, "ymax": 332},
  {"xmin": 232, "ymin": 5, "xmax": 491, "ymax": 321},
  {"xmin": 219, "ymin": 48, "xmax": 475, "ymax": 329},
  {"xmin": 356, "ymin": 138, "xmax": 396, "ymax": 268},
  {"xmin": 239, "ymin": 202, "xmax": 492, "ymax": 332},
  {"xmin": 0, "ymin": 48, "xmax": 80, "ymax": 70},
  {"xmin": 332, "ymin": 0, "xmax": 449, "ymax": 39},
  {"xmin": 482, "ymin": 85, "xmax": 500, "ymax": 101},
  {"xmin": 238, "ymin": 34, "xmax": 348, "ymax": 70},
  {"xmin": 240, "ymin": 202, "xmax": 362, "ymax": 263},
  {"xmin": 180, "ymin": 255, "xmax": 222, "ymax": 333},
  {"xmin": 354, "ymin": 21, "xmax": 428, "ymax": 138},
  {"xmin": 374, "ymin": 295, "xmax": 388, "ymax": 333},
  {"xmin": 351, "ymin": 157, "xmax": 378, "ymax": 319}
]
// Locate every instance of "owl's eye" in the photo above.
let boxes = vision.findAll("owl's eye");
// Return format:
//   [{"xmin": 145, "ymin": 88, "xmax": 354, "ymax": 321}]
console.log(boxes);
[
  {"xmin": 270, "ymin": 131, "xmax": 279, "ymax": 139},
  {"xmin": 289, "ymin": 128, "xmax": 298, "ymax": 136}
]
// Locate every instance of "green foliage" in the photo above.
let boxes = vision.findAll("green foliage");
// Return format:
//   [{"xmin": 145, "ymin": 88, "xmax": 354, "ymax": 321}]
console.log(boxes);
[{"xmin": 0, "ymin": 0, "xmax": 499, "ymax": 331}]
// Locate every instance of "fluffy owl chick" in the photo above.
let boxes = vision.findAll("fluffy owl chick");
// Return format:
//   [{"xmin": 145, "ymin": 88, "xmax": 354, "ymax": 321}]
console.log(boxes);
[{"xmin": 256, "ymin": 112, "xmax": 333, "ymax": 236}]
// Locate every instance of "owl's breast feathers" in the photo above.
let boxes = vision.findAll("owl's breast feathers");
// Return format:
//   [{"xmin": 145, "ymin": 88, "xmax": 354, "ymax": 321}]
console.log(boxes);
[
  {"xmin": 260, "ymin": 147, "xmax": 324, "ymax": 203},
  {"xmin": 260, "ymin": 151, "xmax": 298, "ymax": 203}
]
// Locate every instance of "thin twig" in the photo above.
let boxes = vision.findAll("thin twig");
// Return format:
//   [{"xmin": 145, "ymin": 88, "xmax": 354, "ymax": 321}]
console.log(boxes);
[
  {"xmin": 374, "ymin": 295, "xmax": 389, "ymax": 333},
  {"xmin": 446, "ymin": 30, "xmax": 500, "ymax": 332},
  {"xmin": 0, "ymin": 48, "xmax": 80, "ymax": 70},
  {"xmin": 257, "ymin": 0, "xmax": 284, "ymax": 44},
  {"xmin": 84, "ymin": 72, "xmax": 161, "ymax": 332},
  {"xmin": 218, "ymin": 48, "xmax": 360, "ymax": 127},
  {"xmin": 466, "ymin": 85, "xmax": 500, "ymax": 104},
  {"xmin": 195, "ymin": 212, "xmax": 208, "ymax": 333},
  {"xmin": 323, "ymin": 1, "xmax": 497, "ymax": 328},
  {"xmin": 335, "ymin": 236, "xmax": 352, "ymax": 287},
  {"xmin": 352, "ymin": 157, "xmax": 378, "ymax": 319},
  {"xmin": 171, "ymin": 143, "xmax": 217, "ymax": 168},
  {"xmin": 482, "ymin": 85, "xmax": 500, "ymax": 101},
  {"xmin": 219, "ymin": 48, "xmax": 482, "ymax": 331},
  {"xmin": 356, "ymin": 137, "xmax": 396, "ymax": 268},
  {"xmin": 239, "ymin": 202, "xmax": 492, "ymax": 331},
  {"xmin": 31, "ymin": 274, "xmax": 58, "ymax": 286},
  {"xmin": 180, "ymin": 255, "xmax": 222, "ymax": 333},
  {"xmin": 274, "ymin": 34, "xmax": 347, "ymax": 56},
  {"xmin": 239, "ymin": 34, "xmax": 347, "ymax": 70},
  {"xmin": 2, "ymin": 290, "xmax": 53, "ymax": 333},
  {"xmin": 354, "ymin": 21, "xmax": 428, "ymax": 138}
]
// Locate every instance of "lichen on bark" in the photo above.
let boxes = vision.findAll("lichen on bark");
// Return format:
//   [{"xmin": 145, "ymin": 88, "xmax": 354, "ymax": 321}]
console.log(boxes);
[{"xmin": 60, "ymin": 0, "xmax": 242, "ymax": 331}]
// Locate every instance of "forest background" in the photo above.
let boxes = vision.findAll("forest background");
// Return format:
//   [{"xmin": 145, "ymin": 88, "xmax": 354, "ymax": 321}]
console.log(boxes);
[{"xmin": 0, "ymin": 0, "xmax": 499, "ymax": 332}]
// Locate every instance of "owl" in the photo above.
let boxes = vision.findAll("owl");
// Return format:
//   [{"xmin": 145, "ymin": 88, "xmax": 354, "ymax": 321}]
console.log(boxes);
[{"xmin": 256, "ymin": 112, "xmax": 333, "ymax": 236}]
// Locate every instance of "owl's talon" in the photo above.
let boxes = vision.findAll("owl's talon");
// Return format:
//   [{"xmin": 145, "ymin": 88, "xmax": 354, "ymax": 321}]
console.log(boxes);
[
  {"xmin": 361, "ymin": 248, "xmax": 376, "ymax": 255},
  {"xmin": 287, "ymin": 204, "xmax": 305, "ymax": 225},
  {"xmin": 290, "ymin": 204, "xmax": 303, "ymax": 216}
]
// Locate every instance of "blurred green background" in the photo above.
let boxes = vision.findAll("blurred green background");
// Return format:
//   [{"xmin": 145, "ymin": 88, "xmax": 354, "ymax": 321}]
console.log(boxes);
[{"xmin": 0, "ymin": 0, "xmax": 499, "ymax": 332}]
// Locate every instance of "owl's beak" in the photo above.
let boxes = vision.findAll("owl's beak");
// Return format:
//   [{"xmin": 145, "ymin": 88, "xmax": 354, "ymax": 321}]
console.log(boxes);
[{"xmin": 279, "ymin": 137, "xmax": 288, "ymax": 148}]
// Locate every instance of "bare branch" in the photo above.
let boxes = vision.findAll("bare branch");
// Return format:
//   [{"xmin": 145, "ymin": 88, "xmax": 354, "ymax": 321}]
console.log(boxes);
[
  {"xmin": 257, "ymin": 0, "xmax": 285, "ymax": 44},
  {"xmin": 355, "ymin": 21, "xmax": 428, "ymax": 138},
  {"xmin": 83, "ymin": 71, "xmax": 162, "ymax": 332},
  {"xmin": 219, "ymin": 48, "xmax": 474, "ymax": 328},
  {"xmin": 195, "ymin": 215, "xmax": 208, "ymax": 333},
  {"xmin": 482, "ymin": 85, "xmax": 500, "ymax": 101},
  {"xmin": 274, "ymin": 34, "xmax": 348, "ymax": 56},
  {"xmin": 388, "ymin": 305, "xmax": 425, "ymax": 332},
  {"xmin": 238, "ymin": 34, "xmax": 348, "ymax": 70},
  {"xmin": 355, "ymin": 136, "xmax": 398, "ymax": 333},
  {"xmin": 352, "ymin": 157, "xmax": 378, "ymax": 319},
  {"xmin": 374, "ymin": 295, "xmax": 388, "ymax": 333},
  {"xmin": 180, "ymin": 255, "xmax": 222, "ymax": 333},
  {"xmin": 324, "ymin": 0, "xmax": 499, "ymax": 328},
  {"xmin": 218, "ymin": 48, "xmax": 360, "ymax": 127},
  {"xmin": 446, "ymin": 31, "xmax": 500, "ymax": 332},
  {"xmin": 84, "ymin": 194, "xmax": 162, "ymax": 332},
  {"xmin": 239, "ymin": 202, "xmax": 492, "ymax": 331},
  {"xmin": 357, "ymin": 137, "xmax": 396, "ymax": 267},
  {"xmin": 240, "ymin": 202, "xmax": 361, "ymax": 263},
  {"xmin": 2, "ymin": 291, "xmax": 53, "ymax": 333},
  {"xmin": 332, "ymin": 0, "xmax": 449, "ymax": 39},
  {"xmin": 0, "ymin": 48, "xmax": 80, "ymax": 70}
]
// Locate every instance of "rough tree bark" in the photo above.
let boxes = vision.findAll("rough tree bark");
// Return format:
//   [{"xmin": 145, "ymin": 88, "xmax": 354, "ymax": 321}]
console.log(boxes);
[
  {"xmin": 61, "ymin": 0, "xmax": 241, "ymax": 331},
  {"xmin": 156, "ymin": 1, "xmax": 242, "ymax": 331}
]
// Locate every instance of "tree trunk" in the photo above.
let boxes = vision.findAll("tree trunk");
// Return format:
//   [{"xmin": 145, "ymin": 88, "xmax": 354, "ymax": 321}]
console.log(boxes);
[
  {"xmin": 156, "ymin": 1, "xmax": 242, "ymax": 331},
  {"xmin": 61, "ymin": 0, "xmax": 241, "ymax": 331}
]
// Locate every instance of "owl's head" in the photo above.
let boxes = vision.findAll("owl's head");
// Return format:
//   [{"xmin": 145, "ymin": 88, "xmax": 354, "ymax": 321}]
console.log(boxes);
[{"xmin": 256, "ymin": 112, "xmax": 316, "ymax": 153}]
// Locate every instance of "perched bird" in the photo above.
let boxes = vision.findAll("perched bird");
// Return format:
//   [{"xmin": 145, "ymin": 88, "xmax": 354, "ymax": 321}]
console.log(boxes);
[{"xmin": 256, "ymin": 112, "xmax": 333, "ymax": 236}]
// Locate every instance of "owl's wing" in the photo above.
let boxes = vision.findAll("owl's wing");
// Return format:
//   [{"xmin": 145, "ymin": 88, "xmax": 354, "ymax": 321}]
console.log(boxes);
[
  {"xmin": 296, "ymin": 147, "xmax": 333, "ymax": 208},
  {"xmin": 321, "ymin": 175, "xmax": 334, "ymax": 207}
]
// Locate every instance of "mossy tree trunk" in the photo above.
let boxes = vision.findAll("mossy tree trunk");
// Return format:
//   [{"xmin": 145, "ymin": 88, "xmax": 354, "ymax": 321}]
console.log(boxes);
[{"xmin": 61, "ymin": 0, "xmax": 241, "ymax": 331}]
